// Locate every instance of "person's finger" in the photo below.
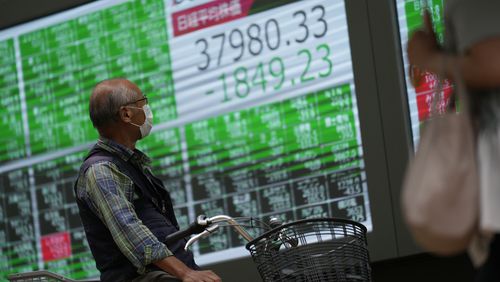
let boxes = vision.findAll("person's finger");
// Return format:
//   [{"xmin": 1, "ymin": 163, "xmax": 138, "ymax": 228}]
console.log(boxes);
[
  {"xmin": 209, "ymin": 271, "xmax": 221, "ymax": 282},
  {"xmin": 410, "ymin": 65, "xmax": 424, "ymax": 88},
  {"xmin": 204, "ymin": 271, "xmax": 220, "ymax": 282},
  {"xmin": 423, "ymin": 10, "xmax": 434, "ymax": 35},
  {"xmin": 407, "ymin": 30, "xmax": 425, "ymax": 62},
  {"xmin": 208, "ymin": 274, "xmax": 221, "ymax": 282}
]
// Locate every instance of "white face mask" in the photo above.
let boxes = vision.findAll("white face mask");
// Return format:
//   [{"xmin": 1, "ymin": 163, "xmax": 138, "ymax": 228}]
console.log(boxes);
[{"xmin": 129, "ymin": 104, "xmax": 153, "ymax": 138}]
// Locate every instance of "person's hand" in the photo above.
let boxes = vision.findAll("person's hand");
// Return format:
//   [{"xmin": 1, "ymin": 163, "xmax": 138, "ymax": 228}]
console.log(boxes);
[
  {"xmin": 180, "ymin": 269, "xmax": 221, "ymax": 282},
  {"xmin": 407, "ymin": 10, "xmax": 441, "ymax": 86},
  {"xmin": 154, "ymin": 256, "xmax": 221, "ymax": 282}
]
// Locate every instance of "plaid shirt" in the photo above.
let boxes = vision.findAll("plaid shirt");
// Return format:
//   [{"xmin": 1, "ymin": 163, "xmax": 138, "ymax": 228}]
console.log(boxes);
[{"xmin": 75, "ymin": 137, "xmax": 172, "ymax": 274}]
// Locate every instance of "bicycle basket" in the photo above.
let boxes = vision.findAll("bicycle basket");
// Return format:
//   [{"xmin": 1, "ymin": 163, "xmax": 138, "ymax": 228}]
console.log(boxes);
[
  {"xmin": 7, "ymin": 270, "xmax": 99, "ymax": 282},
  {"xmin": 245, "ymin": 218, "xmax": 371, "ymax": 282}
]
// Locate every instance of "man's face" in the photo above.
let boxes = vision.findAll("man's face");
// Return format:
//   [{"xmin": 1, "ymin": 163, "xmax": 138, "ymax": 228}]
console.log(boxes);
[
  {"xmin": 126, "ymin": 93, "xmax": 148, "ymax": 126},
  {"xmin": 114, "ymin": 80, "xmax": 151, "ymax": 140}
]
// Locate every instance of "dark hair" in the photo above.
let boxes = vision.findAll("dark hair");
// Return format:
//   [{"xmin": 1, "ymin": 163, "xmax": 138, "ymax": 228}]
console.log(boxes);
[{"xmin": 89, "ymin": 79, "xmax": 138, "ymax": 129}]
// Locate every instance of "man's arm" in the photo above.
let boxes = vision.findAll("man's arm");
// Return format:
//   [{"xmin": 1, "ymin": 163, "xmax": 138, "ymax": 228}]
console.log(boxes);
[
  {"xmin": 408, "ymin": 11, "xmax": 500, "ymax": 89},
  {"xmin": 82, "ymin": 161, "xmax": 172, "ymax": 273},
  {"xmin": 438, "ymin": 39, "xmax": 500, "ymax": 89}
]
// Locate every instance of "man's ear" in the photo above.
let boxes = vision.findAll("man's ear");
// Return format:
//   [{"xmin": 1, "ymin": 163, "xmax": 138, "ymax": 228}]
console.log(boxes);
[{"xmin": 118, "ymin": 106, "xmax": 133, "ymax": 123}]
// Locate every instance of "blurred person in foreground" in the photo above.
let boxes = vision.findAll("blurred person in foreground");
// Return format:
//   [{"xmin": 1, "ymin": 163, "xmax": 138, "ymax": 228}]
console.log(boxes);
[
  {"xmin": 407, "ymin": 1, "xmax": 500, "ymax": 281},
  {"xmin": 74, "ymin": 78, "xmax": 221, "ymax": 282}
]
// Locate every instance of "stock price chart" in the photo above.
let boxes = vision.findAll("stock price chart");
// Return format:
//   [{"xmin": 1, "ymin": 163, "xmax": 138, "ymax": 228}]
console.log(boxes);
[{"xmin": 0, "ymin": 0, "xmax": 372, "ymax": 279}]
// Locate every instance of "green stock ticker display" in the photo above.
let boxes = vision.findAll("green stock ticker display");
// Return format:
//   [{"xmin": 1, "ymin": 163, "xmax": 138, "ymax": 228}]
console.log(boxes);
[
  {"xmin": 0, "ymin": 0, "xmax": 372, "ymax": 280},
  {"xmin": 0, "ymin": 39, "xmax": 25, "ymax": 163}
]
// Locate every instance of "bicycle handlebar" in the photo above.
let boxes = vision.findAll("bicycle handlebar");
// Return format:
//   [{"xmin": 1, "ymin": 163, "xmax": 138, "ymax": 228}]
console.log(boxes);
[
  {"xmin": 165, "ymin": 214, "xmax": 254, "ymax": 251},
  {"xmin": 165, "ymin": 215, "xmax": 211, "ymax": 245},
  {"xmin": 184, "ymin": 224, "xmax": 220, "ymax": 250}
]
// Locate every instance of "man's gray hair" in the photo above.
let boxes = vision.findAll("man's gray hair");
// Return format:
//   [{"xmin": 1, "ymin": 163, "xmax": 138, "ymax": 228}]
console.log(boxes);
[{"xmin": 89, "ymin": 79, "xmax": 138, "ymax": 129}]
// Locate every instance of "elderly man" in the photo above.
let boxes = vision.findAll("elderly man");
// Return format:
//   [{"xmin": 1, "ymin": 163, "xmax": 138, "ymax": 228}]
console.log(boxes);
[{"xmin": 74, "ymin": 78, "xmax": 221, "ymax": 282}]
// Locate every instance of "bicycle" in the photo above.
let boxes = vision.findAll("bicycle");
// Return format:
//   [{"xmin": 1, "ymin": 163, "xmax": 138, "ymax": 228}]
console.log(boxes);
[{"xmin": 8, "ymin": 215, "xmax": 371, "ymax": 282}]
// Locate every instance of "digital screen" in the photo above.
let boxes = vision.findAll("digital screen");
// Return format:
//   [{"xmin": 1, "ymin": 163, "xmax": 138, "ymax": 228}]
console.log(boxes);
[
  {"xmin": 395, "ymin": 0, "xmax": 452, "ymax": 146},
  {"xmin": 0, "ymin": 0, "xmax": 372, "ymax": 279}
]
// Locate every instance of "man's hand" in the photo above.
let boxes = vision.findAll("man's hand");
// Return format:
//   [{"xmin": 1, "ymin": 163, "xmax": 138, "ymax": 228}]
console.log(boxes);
[
  {"xmin": 180, "ymin": 269, "xmax": 221, "ymax": 282},
  {"xmin": 407, "ymin": 10, "xmax": 440, "ymax": 70},
  {"xmin": 154, "ymin": 256, "xmax": 221, "ymax": 282},
  {"xmin": 407, "ymin": 10, "xmax": 442, "ymax": 87}
]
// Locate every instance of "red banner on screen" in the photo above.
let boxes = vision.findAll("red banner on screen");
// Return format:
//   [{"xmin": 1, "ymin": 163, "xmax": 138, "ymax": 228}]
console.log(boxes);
[
  {"xmin": 415, "ymin": 72, "xmax": 453, "ymax": 121},
  {"xmin": 172, "ymin": 0, "xmax": 253, "ymax": 37},
  {"xmin": 41, "ymin": 232, "xmax": 72, "ymax": 262}
]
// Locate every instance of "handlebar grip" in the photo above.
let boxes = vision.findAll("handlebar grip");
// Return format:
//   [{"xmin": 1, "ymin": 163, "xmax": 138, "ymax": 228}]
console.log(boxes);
[{"xmin": 165, "ymin": 215, "xmax": 209, "ymax": 245}]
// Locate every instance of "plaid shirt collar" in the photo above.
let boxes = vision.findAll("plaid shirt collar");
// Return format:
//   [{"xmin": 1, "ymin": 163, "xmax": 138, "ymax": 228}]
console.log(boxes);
[{"xmin": 97, "ymin": 137, "xmax": 151, "ymax": 167}]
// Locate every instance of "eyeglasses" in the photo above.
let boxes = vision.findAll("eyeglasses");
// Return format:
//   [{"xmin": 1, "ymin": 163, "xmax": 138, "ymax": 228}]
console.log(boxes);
[{"xmin": 123, "ymin": 95, "xmax": 148, "ymax": 106}]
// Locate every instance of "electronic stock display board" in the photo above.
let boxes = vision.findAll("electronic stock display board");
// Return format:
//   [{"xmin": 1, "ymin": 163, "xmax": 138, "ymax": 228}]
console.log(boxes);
[
  {"xmin": 0, "ymin": 0, "xmax": 372, "ymax": 279},
  {"xmin": 395, "ymin": 0, "xmax": 451, "ymax": 146}
]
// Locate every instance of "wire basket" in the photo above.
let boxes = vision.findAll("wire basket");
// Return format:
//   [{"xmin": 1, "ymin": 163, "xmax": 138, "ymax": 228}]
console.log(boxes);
[
  {"xmin": 7, "ymin": 270, "xmax": 99, "ymax": 282},
  {"xmin": 245, "ymin": 218, "xmax": 371, "ymax": 282}
]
